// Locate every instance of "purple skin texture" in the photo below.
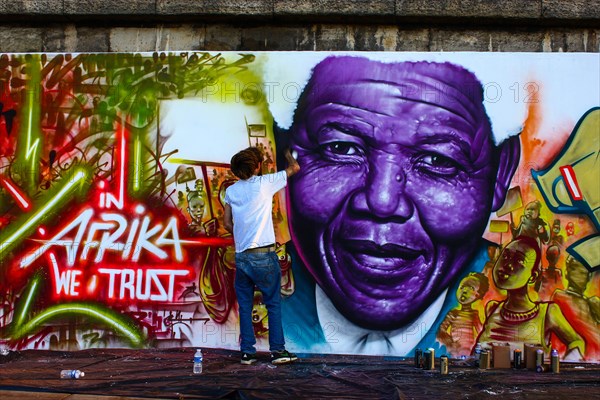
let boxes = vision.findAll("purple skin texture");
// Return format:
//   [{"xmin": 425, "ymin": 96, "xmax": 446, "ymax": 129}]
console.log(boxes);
[{"xmin": 287, "ymin": 56, "xmax": 520, "ymax": 330}]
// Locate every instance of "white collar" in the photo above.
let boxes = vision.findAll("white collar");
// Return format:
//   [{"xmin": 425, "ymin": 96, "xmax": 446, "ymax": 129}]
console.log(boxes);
[{"xmin": 315, "ymin": 285, "xmax": 447, "ymax": 356}]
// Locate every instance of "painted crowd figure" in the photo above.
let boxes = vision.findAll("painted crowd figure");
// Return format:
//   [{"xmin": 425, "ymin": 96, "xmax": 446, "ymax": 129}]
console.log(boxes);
[
  {"xmin": 436, "ymin": 273, "xmax": 489, "ymax": 357},
  {"xmin": 551, "ymin": 256, "xmax": 600, "ymax": 359},
  {"xmin": 510, "ymin": 200, "xmax": 550, "ymax": 247}
]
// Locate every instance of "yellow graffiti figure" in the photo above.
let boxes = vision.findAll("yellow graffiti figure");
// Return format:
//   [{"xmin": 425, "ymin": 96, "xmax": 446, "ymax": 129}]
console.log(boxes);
[{"xmin": 476, "ymin": 236, "xmax": 585, "ymax": 359}]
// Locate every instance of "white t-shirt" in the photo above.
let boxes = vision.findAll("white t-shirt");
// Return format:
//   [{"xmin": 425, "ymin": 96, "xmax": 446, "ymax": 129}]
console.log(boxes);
[{"xmin": 224, "ymin": 170, "xmax": 287, "ymax": 253}]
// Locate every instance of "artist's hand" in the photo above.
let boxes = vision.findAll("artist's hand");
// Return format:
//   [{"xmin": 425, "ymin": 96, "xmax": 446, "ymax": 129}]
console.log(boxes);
[
  {"xmin": 284, "ymin": 148, "xmax": 300, "ymax": 177},
  {"xmin": 283, "ymin": 148, "xmax": 295, "ymax": 163}
]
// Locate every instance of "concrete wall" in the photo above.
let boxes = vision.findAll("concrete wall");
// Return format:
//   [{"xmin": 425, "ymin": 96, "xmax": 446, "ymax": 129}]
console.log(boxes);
[{"xmin": 0, "ymin": 0, "xmax": 599, "ymax": 53}]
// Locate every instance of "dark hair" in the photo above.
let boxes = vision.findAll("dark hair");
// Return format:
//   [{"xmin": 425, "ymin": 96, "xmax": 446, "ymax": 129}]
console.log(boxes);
[
  {"xmin": 464, "ymin": 272, "xmax": 489, "ymax": 298},
  {"xmin": 230, "ymin": 147, "xmax": 262, "ymax": 180},
  {"xmin": 246, "ymin": 146, "xmax": 263, "ymax": 164}
]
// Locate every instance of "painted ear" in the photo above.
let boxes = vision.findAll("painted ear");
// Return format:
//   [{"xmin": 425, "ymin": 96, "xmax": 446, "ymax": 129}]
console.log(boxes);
[
  {"xmin": 529, "ymin": 269, "xmax": 541, "ymax": 284},
  {"xmin": 492, "ymin": 135, "xmax": 521, "ymax": 211}
]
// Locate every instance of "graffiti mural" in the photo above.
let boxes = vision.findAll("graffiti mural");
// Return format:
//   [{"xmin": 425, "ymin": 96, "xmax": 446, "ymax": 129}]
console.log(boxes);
[{"xmin": 0, "ymin": 52, "xmax": 598, "ymax": 363}]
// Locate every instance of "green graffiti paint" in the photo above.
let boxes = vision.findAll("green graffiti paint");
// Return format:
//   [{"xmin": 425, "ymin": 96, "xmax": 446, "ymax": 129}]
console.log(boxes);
[
  {"xmin": 12, "ymin": 303, "xmax": 145, "ymax": 347},
  {"xmin": 15, "ymin": 54, "xmax": 42, "ymax": 193},
  {"xmin": 11, "ymin": 272, "xmax": 42, "ymax": 330},
  {"xmin": 0, "ymin": 167, "xmax": 92, "ymax": 264}
]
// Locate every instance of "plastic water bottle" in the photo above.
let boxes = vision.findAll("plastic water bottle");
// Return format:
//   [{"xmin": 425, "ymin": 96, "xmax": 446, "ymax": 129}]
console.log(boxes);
[
  {"xmin": 60, "ymin": 369, "xmax": 85, "ymax": 379},
  {"xmin": 193, "ymin": 349, "xmax": 203, "ymax": 374}
]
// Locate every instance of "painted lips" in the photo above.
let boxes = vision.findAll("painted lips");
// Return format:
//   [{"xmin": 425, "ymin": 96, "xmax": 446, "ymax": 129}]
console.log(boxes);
[{"xmin": 340, "ymin": 239, "xmax": 424, "ymax": 272}]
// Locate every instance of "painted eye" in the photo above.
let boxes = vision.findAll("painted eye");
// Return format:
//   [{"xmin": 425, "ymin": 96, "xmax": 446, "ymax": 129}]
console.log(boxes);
[
  {"xmin": 319, "ymin": 141, "xmax": 365, "ymax": 164},
  {"xmin": 415, "ymin": 153, "xmax": 461, "ymax": 177},
  {"xmin": 323, "ymin": 142, "xmax": 360, "ymax": 155}
]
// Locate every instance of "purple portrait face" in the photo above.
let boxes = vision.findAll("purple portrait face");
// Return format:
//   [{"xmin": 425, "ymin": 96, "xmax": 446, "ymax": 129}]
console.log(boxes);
[{"xmin": 287, "ymin": 57, "xmax": 514, "ymax": 330}]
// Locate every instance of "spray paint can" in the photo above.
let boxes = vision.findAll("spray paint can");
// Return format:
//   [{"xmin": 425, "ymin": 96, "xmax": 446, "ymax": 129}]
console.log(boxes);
[
  {"xmin": 440, "ymin": 355, "xmax": 449, "ymax": 375},
  {"xmin": 551, "ymin": 349, "xmax": 559, "ymax": 373},
  {"xmin": 479, "ymin": 350, "xmax": 490, "ymax": 369},
  {"xmin": 513, "ymin": 349, "xmax": 522, "ymax": 369},
  {"xmin": 428, "ymin": 348, "xmax": 435, "ymax": 370},
  {"xmin": 424, "ymin": 350, "xmax": 435, "ymax": 370},
  {"xmin": 415, "ymin": 348, "xmax": 423, "ymax": 368},
  {"xmin": 535, "ymin": 349, "xmax": 545, "ymax": 372}
]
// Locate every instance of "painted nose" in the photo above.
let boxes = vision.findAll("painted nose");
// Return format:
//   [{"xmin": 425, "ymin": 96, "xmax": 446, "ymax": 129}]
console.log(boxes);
[{"xmin": 351, "ymin": 152, "xmax": 414, "ymax": 220}]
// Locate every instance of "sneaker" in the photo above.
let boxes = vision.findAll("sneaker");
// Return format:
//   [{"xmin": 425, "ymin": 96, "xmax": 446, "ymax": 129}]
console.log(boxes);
[
  {"xmin": 241, "ymin": 353, "xmax": 257, "ymax": 365},
  {"xmin": 271, "ymin": 350, "xmax": 298, "ymax": 365}
]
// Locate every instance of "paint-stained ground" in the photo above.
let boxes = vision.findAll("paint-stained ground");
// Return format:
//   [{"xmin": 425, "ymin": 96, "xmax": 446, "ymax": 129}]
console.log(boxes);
[{"xmin": 1, "ymin": 348, "xmax": 599, "ymax": 399}]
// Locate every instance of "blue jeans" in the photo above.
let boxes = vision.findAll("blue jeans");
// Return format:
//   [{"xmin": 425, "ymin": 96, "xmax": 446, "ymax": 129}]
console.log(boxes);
[{"xmin": 234, "ymin": 251, "xmax": 285, "ymax": 354}]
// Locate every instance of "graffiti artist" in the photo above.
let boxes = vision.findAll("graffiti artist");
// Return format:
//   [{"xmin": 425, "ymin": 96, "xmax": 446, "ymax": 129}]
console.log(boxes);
[{"xmin": 223, "ymin": 146, "xmax": 300, "ymax": 364}]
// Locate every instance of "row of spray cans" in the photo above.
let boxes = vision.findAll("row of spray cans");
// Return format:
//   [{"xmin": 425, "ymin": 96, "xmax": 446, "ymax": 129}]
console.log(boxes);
[
  {"xmin": 473, "ymin": 344, "xmax": 560, "ymax": 372},
  {"xmin": 414, "ymin": 345, "xmax": 560, "ymax": 375},
  {"xmin": 414, "ymin": 348, "xmax": 449, "ymax": 375},
  {"xmin": 533, "ymin": 348, "xmax": 560, "ymax": 373}
]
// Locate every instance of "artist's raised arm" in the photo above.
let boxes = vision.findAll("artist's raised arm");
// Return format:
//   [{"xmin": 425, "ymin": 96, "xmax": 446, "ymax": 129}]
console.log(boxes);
[{"xmin": 284, "ymin": 149, "xmax": 300, "ymax": 178}]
